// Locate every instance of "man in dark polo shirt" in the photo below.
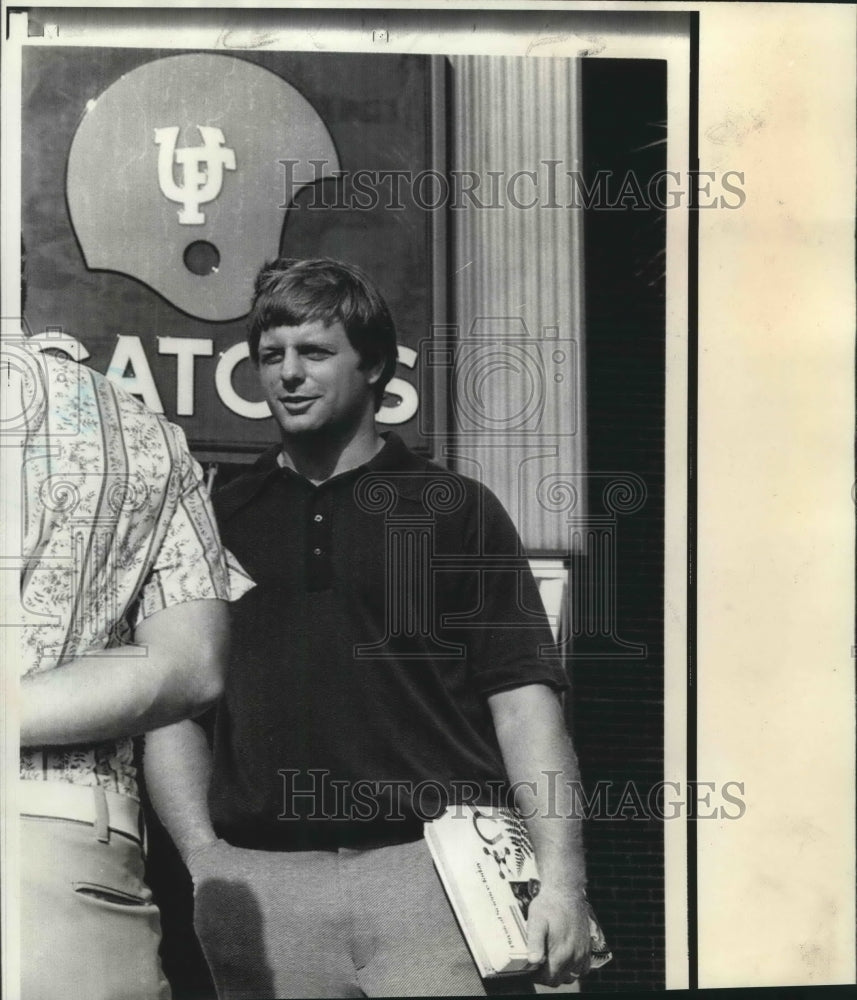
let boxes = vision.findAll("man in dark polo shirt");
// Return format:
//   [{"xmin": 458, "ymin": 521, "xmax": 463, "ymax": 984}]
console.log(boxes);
[{"xmin": 146, "ymin": 258, "xmax": 592, "ymax": 998}]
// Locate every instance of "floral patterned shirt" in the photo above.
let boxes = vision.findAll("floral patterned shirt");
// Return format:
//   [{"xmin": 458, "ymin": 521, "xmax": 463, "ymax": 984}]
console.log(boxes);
[{"xmin": 13, "ymin": 343, "xmax": 254, "ymax": 798}]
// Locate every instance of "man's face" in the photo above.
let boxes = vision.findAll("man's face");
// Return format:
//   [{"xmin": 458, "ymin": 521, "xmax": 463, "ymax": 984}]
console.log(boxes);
[{"xmin": 257, "ymin": 320, "xmax": 381, "ymax": 437}]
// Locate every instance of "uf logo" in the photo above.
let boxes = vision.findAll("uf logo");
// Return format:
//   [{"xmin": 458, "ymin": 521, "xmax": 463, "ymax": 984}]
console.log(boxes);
[{"xmin": 154, "ymin": 125, "xmax": 237, "ymax": 224}]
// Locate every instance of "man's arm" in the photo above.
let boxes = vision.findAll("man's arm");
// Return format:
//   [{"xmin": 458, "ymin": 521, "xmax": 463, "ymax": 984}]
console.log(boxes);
[
  {"xmin": 488, "ymin": 682, "xmax": 591, "ymax": 987},
  {"xmin": 144, "ymin": 716, "xmax": 219, "ymax": 863},
  {"xmin": 20, "ymin": 598, "xmax": 228, "ymax": 747}
]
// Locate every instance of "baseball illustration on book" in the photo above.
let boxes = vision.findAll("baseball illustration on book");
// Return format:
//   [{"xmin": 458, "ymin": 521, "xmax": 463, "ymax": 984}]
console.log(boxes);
[{"xmin": 425, "ymin": 805, "xmax": 612, "ymax": 979}]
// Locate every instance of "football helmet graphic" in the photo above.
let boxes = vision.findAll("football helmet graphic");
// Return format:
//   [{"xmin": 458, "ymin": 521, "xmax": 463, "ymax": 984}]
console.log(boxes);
[{"xmin": 67, "ymin": 53, "xmax": 340, "ymax": 321}]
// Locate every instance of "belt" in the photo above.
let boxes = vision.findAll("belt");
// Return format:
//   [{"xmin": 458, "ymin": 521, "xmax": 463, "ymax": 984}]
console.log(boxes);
[{"xmin": 19, "ymin": 780, "xmax": 143, "ymax": 846}]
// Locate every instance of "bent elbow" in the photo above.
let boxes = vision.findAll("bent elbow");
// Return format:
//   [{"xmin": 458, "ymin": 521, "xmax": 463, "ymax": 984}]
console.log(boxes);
[
  {"xmin": 188, "ymin": 662, "xmax": 225, "ymax": 715},
  {"xmin": 179, "ymin": 641, "xmax": 227, "ymax": 718},
  {"xmin": 189, "ymin": 673, "xmax": 224, "ymax": 715}
]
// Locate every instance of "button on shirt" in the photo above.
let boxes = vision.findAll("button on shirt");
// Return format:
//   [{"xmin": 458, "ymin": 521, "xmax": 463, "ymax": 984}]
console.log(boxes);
[{"xmin": 210, "ymin": 433, "xmax": 568, "ymax": 850}]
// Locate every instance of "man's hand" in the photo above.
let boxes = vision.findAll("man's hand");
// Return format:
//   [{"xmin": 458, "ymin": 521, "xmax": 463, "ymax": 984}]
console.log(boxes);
[
  {"xmin": 526, "ymin": 886, "xmax": 592, "ymax": 987},
  {"xmin": 487, "ymin": 684, "xmax": 591, "ymax": 985}
]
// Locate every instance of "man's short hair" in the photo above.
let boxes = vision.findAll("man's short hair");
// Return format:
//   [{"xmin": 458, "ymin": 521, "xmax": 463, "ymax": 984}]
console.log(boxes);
[{"xmin": 248, "ymin": 258, "xmax": 398, "ymax": 411}]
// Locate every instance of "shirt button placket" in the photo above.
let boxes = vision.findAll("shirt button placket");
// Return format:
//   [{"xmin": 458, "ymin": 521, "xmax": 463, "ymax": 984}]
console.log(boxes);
[{"xmin": 307, "ymin": 494, "xmax": 332, "ymax": 590}]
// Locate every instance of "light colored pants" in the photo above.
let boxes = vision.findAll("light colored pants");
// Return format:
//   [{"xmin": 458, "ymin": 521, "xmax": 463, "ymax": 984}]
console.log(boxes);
[
  {"xmin": 20, "ymin": 792, "xmax": 171, "ymax": 1000},
  {"xmin": 189, "ymin": 836, "xmax": 540, "ymax": 999}
]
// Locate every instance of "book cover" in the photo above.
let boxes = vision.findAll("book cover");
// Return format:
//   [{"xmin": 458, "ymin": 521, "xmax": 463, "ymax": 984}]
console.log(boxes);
[{"xmin": 425, "ymin": 804, "xmax": 612, "ymax": 979}]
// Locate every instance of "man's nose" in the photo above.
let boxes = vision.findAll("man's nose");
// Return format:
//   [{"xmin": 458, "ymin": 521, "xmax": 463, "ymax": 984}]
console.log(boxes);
[{"xmin": 279, "ymin": 350, "xmax": 305, "ymax": 384}]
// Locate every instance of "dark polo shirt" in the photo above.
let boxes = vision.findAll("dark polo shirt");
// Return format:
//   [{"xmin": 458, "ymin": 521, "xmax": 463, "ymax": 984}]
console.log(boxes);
[{"xmin": 209, "ymin": 432, "xmax": 567, "ymax": 850}]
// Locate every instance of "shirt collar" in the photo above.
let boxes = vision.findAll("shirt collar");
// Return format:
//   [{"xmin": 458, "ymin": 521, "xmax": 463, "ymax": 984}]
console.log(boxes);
[
  {"xmin": 274, "ymin": 431, "xmax": 418, "ymax": 481},
  {"xmin": 215, "ymin": 432, "xmax": 426, "ymax": 521}
]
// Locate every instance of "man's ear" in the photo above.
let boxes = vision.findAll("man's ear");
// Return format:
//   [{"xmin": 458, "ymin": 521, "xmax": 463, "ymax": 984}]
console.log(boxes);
[{"xmin": 365, "ymin": 359, "xmax": 386, "ymax": 386}]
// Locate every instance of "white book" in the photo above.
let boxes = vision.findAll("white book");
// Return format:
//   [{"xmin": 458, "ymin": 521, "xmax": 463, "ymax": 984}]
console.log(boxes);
[{"xmin": 425, "ymin": 804, "xmax": 613, "ymax": 979}]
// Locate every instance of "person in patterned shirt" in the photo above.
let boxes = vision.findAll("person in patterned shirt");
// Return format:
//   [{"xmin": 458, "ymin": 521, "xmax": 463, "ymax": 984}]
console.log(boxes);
[{"xmin": 7, "ymin": 338, "xmax": 252, "ymax": 1000}]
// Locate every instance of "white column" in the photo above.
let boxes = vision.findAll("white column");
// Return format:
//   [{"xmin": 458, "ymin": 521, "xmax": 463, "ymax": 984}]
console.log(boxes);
[{"xmin": 447, "ymin": 55, "xmax": 586, "ymax": 553}]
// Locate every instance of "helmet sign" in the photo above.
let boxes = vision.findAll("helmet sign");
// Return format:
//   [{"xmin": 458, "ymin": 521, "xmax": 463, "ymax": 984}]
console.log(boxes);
[{"xmin": 67, "ymin": 54, "xmax": 340, "ymax": 321}]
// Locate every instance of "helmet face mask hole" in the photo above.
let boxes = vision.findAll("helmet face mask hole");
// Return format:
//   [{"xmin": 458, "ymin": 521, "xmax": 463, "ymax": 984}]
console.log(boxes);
[{"xmin": 183, "ymin": 240, "xmax": 220, "ymax": 276}]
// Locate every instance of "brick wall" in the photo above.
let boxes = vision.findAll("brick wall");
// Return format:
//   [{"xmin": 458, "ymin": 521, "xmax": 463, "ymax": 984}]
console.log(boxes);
[{"xmin": 569, "ymin": 58, "xmax": 668, "ymax": 992}]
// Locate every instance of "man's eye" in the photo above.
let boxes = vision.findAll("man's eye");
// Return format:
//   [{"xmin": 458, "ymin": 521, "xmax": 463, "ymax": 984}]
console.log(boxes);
[
  {"xmin": 260, "ymin": 354, "xmax": 281, "ymax": 365},
  {"xmin": 304, "ymin": 349, "xmax": 332, "ymax": 360}
]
